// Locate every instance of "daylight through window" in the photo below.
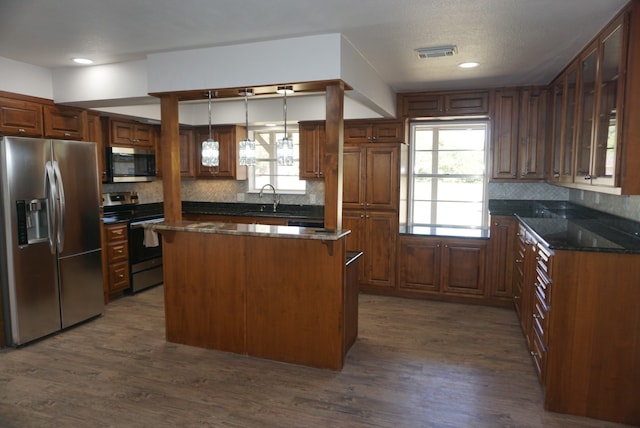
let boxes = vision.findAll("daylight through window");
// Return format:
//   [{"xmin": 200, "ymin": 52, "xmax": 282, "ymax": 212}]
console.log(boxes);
[
  {"xmin": 249, "ymin": 129, "xmax": 305, "ymax": 193},
  {"xmin": 408, "ymin": 121, "xmax": 488, "ymax": 233}
]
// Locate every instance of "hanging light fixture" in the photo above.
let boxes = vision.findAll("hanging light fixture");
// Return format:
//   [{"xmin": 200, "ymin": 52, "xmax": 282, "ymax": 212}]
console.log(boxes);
[
  {"xmin": 238, "ymin": 88, "xmax": 256, "ymax": 166},
  {"xmin": 201, "ymin": 90, "xmax": 220, "ymax": 167},
  {"xmin": 276, "ymin": 85, "xmax": 294, "ymax": 166}
]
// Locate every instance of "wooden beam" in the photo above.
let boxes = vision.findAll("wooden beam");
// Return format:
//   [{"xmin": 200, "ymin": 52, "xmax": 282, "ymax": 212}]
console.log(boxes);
[
  {"xmin": 159, "ymin": 94, "xmax": 182, "ymax": 222},
  {"xmin": 324, "ymin": 82, "xmax": 344, "ymax": 231}
]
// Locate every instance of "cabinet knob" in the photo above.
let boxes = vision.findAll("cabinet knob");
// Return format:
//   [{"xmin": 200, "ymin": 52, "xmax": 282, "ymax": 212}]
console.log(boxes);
[
  {"xmin": 532, "ymin": 314, "xmax": 541, "ymax": 319},
  {"xmin": 64, "ymin": 132, "xmax": 71, "ymax": 137},
  {"xmin": 118, "ymin": 274, "xmax": 124, "ymax": 279},
  {"xmin": 530, "ymin": 351, "xmax": 538, "ymax": 357},
  {"xmin": 18, "ymin": 128, "xmax": 26, "ymax": 133},
  {"xmin": 515, "ymin": 259, "xmax": 523, "ymax": 263},
  {"xmin": 514, "ymin": 295, "xmax": 520, "ymax": 300}
]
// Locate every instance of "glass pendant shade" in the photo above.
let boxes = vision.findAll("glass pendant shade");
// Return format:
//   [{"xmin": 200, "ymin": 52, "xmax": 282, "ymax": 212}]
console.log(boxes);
[
  {"xmin": 201, "ymin": 90, "xmax": 220, "ymax": 167},
  {"xmin": 277, "ymin": 85, "xmax": 294, "ymax": 166},
  {"xmin": 201, "ymin": 139, "xmax": 219, "ymax": 167},
  {"xmin": 239, "ymin": 89, "xmax": 256, "ymax": 166}
]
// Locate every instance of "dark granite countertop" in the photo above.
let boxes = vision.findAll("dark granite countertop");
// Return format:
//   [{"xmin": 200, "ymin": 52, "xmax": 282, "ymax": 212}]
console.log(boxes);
[
  {"xmin": 182, "ymin": 201, "xmax": 324, "ymax": 223},
  {"xmin": 489, "ymin": 199, "xmax": 640, "ymax": 253}
]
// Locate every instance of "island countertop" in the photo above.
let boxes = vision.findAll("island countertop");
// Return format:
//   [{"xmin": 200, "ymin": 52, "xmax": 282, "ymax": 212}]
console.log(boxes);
[{"xmin": 147, "ymin": 220, "xmax": 350, "ymax": 241}]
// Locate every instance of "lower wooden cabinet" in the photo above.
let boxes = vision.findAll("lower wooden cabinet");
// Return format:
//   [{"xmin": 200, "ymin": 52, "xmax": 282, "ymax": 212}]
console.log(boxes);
[
  {"xmin": 488, "ymin": 215, "xmax": 517, "ymax": 300},
  {"xmin": 397, "ymin": 235, "xmax": 487, "ymax": 300},
  {"xmin": 343, "ymin": 209, "xmax": 397, "ymax": 289},
  {"xmin": 102, "ymin": 223, "xmax": 130, "ymax": 301}
]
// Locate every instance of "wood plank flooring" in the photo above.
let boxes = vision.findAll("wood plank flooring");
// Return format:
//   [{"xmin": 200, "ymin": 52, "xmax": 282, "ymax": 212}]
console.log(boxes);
[{"xmin": 0, "ymin": 286, "xmax": 631, "ymax": 428}]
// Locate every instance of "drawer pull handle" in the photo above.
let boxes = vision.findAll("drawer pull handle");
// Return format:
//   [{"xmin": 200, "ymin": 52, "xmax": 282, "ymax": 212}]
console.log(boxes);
[
  {"xmin": 530, "ymin": 351, "xmax": 538, "ymax": 357},
  {"xmin": 18, "ymin": 128, "xmax": 26, "ymax": 133},
  {"xmin": 532, "ymin": 314, "xmax": 541, "ymax": 319},
  {"xmin": 118, "ymin": 274, "xmax": 124, "ymax": 279},
  {"xmin": 515, "ymin": 259, "xmax": 523, "ymax": 263}
]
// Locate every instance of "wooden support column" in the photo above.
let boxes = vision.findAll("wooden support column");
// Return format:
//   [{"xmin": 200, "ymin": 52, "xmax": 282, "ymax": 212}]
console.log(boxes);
[
  {"xmin": 159, "ymin": 94, "xmax": 182, "ymax": 222},
  {"xmin": 324, "ymin": 82, "xmax": 344, "ymax": 231}
]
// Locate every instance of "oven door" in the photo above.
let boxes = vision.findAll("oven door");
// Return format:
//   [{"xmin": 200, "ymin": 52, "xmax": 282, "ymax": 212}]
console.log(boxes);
[{"xmin": 128, "ymin": 218, "xmax": 163, "ymax": 292}]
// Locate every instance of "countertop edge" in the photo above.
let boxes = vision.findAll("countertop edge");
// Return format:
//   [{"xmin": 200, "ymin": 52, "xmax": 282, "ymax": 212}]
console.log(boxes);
[{"xmin": 147, "ymin": 221, "xmax": 350, "ymax": 241}]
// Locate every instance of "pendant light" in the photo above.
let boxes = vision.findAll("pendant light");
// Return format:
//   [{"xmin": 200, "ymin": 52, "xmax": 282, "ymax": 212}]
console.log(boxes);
[
  {"xmin": 238, "ymin": 88, "xmax": 256, "ymax": 166},
  {"xmin": 276, "ymin": 86, "xmax": 294, "ymax": 166},
  {"xmin": 201, "ymin": 90, "xmax": 220, "ymax": 167}
]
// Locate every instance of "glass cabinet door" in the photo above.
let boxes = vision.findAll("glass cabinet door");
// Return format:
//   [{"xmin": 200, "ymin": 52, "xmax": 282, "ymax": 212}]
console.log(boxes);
[
  {"xmin": 576, "ymin": 48, "xmax": 598, "ymax": 181},
  {"xmin": 593, "ymin": 24, "xmax": 624, "ymax": 186},
  {"xmin": 561, "ymin": 67, "xmax": 577, "ymax": 183},
  {"xmin": 550, "ymin": 81, "xmax": 564, "ymax": 180}
]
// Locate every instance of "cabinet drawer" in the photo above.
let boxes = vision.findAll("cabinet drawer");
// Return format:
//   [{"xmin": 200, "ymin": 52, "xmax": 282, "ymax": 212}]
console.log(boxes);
[
  {"xmin": 107, "ymin": 242, "xmax": 129, "ymax": 263},
  {"xmin": 108, "ymin": 261, "xmax": 130, "ymax": 291},
  {"xmin": 106, "ymin": 224, "xmax": 128, "ymax": 242},
  {"xmin": 531, "ymin": 326, "xmax": 547, "ymax": 383},
  {"xmin": 533, "ymin": 288, "xmax": 549, "ymax": 342},
  {"xmin": 535, "ymin": 266, "xmax": 552, "ymax": 307},
  {"xmin": 536, "ymin": 244, "xmax": 553, "ymax": 276}
]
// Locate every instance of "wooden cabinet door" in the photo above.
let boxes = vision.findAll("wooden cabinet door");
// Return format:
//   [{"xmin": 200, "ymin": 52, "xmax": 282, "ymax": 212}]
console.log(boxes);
[
  {"xmin": 86, "ymin": 112, "xmax": 107, "ymax": 183},
  {"xmin": 444, "ymin": 91, "xmax": 489, "ymax": 116},
  {"xmin": 195, "ymin": 125, "xmax": 246, "ymax": 179},
  {"xmin": 342, "ymin": 146, "xmax": 365, "ymax": 209},
  {"xmin": 363, "ymin": 210, "xmax": 398, "ymax": 288},
  {"xmin": 179, "ymin": 128, "xmax": 195, "ymax": 178},
  {"xmin": 365, "ymin": 144, "xmax": 399, "ymax": 210},
  {"xmin": 491, "ymin": 89, "xmax": 520, "ymax": 180},
  {"xmin": 441, "ymin": 239, "xmax": 486, "ymax": 296},
  {"xmin": 489, "ymin": 216, "xmax": 517, "ymax": 299},
  {"xmin": 399, "ymin": 94, "xmax": 444, "ymax": 117},
  {"xmin": 342, "ymin": 209, "xmax": 366, "ymax": 282},
  {"xmin": 371, "ymin": 121, "xmax": 403, "ymax": 143},
  {"xmin": 0, "ymin": 97, "xmax": 43, "ymax": 137},
  {"xmin": 398, "ymin": 236, "xmax": 441, "ymax": 292},
  {"xmin": 110, "ymin": 119, "xmax": 154, "ymax": 148},
  {"xmin": 132, "ymin": 123, "xmax": 154, "ymax": 148},
  {"xmin": 575, "ymin": 46, "xmax": 599, "ymax": 181},
  {"xmin": 299, "ymin": 122, "xmax": 325, "ymax": 179},
  {"xmin": 518, "ymin": 88, "xmax": 547, "ymax": 180},
  {"xmin": 343, "ymin": 123, "xmax": 372, "ymax": 143},
  {"xmin": 43, "ymin": 105, "xmax": 87, "ymax": 140}
]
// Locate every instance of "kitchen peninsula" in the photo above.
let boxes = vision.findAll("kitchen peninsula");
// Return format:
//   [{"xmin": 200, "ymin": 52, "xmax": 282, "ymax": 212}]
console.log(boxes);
[{"xmin": 149, "ymin": 220, "xmax": 357, "ymax": 370}]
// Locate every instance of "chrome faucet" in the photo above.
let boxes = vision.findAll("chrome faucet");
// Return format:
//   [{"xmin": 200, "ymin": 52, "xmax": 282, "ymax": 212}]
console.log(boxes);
[{"xmin": 259, "ymin": 184, "xmax": 280, "ymax": 212}]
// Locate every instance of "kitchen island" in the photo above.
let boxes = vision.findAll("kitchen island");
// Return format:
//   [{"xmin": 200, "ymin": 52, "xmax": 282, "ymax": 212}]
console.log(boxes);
[{"xmin": 147, "ymin": 220, "xmax": 357, "ymax": 370}]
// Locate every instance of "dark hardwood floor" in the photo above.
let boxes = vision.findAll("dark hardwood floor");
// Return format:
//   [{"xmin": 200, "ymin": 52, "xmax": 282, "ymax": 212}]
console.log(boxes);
[{"xmin": 0, "ymin": 286, "xmax": 630, "ymax": 427}]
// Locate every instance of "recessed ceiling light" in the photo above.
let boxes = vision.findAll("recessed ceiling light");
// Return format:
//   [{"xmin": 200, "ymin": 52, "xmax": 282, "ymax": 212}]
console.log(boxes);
[
  {"xmin": 72, "ymin": 58, "xmax": 94, "ymax": 65},
  {"xmin": 265, "ymin": 123, "xmax": 277, "ymax": 127},
  {"xmin": 459, "ymin": 62, "xmax": 479, "ymax": 69}
]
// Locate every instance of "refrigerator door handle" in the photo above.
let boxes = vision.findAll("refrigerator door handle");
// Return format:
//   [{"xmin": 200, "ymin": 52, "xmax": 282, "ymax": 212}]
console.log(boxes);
[
  {"xmin": 52, "ymin": 160, "xmax": 66, "ymax": 252},
  {"xmin": 44, "ymin": 161, "xmax": 57, "ymax": 254}
]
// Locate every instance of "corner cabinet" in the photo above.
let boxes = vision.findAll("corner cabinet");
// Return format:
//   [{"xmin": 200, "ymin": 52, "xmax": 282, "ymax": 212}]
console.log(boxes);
[
  {"xmin": 299, "ymin": 121, "xmax": 325, "ymax": 179},
  {"xmin": 194, "ymin": 125, "xmax": 247, "ymax": 179},
  {"xmin": 491, "ymin": 87, "xmax": 547, "ymax": 181}
]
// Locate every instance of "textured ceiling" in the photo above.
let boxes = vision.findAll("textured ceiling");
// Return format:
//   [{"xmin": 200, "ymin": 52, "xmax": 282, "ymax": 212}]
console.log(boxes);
[{"xmin": 0, "ymin": 0, "xmax": 630, "ymax": 92}]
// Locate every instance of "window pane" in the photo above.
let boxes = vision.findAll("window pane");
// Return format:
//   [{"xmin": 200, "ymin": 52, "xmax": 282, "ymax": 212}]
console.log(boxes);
[
  {"xmin": 412, "ymin": 201, "xmax": 431, "ymax": 224},
  {"xmin": 413, "ymin": 151, "xmax": 433, "ymax": 174},
  {"xmin": 414, "ymin": 129, "xmax": 434, "ymax": 150},
  {"xmin": 438, "ymin": 150, "xmax": 484, "ymax": 175},
  {"xmin": 437, "ymin": 178, "xmax": 484, "ymax": 202},
  {"xmin": 439, "ymin": 128, "xmax": 486, "ymax": 150},
  {"xmin": 412, "ymin": 177, "xmax": 432, "ymax": 200},
  {"xmin": 436, "ymin": 202, "xmax": 483, "ymax": 227}
]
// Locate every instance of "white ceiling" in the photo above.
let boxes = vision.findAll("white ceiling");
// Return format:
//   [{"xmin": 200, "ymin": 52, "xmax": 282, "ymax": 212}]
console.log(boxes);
[{"xmin": 0, "ymin": 0, "xmax": 630, "ymax": 93}]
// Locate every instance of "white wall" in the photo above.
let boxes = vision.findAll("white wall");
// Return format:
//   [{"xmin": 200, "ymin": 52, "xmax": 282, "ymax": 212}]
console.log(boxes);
[{"xmin": 0, "ymin": 56, "xmax": 53, "ymax": 99}]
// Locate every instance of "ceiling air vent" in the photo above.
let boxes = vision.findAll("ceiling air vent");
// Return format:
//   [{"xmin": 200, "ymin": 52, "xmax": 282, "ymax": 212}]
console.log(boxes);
[{"xmin": 415, "ymin": 45, "xmax": 458, "ymax": 59}]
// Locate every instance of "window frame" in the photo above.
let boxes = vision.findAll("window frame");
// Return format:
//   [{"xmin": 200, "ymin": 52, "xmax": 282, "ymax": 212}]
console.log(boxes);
[{"xmin": 407, "ymin": 119, "xmax": 490, "ymax": 232}]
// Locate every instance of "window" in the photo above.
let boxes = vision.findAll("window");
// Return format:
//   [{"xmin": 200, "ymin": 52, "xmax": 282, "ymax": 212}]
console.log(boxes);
[
  {"xmin": 408, "ymin": 121, "xmax": 488, "ymax": 232},
  {"xmin": 249, "ymin": 129, "xmax": 305, "ymax": 193}
]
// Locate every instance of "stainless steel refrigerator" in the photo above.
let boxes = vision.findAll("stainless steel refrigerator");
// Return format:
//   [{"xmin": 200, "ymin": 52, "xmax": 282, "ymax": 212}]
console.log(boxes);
[{"xmin": 0, "ymin": 136, "xmax": 103, "ymax": 346}]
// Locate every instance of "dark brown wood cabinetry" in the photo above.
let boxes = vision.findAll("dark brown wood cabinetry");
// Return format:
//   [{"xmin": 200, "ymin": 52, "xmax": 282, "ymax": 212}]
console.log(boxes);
[
  {"xmin": 488, "ymin": 215, "xmax": 517, "ymax": 301},
  {"xmin": 102, "ymin": 223, "xmax": 130, "ymax": 301},
  {"xmin": 398, "ymin": 235, "xmax": 487, "ymax": 300},
  {"xmin": 343, "ymin": 120, "xmax": 403, "ymax": 144},
  {"xmin": 491, "ymin": 87, "xmax": 547, "ymax": 181},
  {"xmin": 299, "ymin": 121, "xmax": 325, "ymax": 179},
  {"xmin": 87, "ymin": 112, "xmax": 107, "ymax": 183},
  {"xmin": 43, "ymin": 105, "xmax": 87, "ymax": 140},
  {"xmin": 0, "ymin": 96, "xmax": 44, "ymax": 137},
  {"xmin": 343, "ymin": 138, "xmax": 400, "ymax": 290},
  {"xmin": 108, "ymin": 118, "xmax": 155, "ymax": 148},
  {"xmin": 194, "ymin": 125, "xmax": 247, "ymax": 179},
  {"xmin": 397, "ymin": 91, "xmax": 489, "ymax": 118},
  {"xmin": 156, "ymin": 127, "xmax": 195, "ymax": 179},
  {"xmin": 510, "ymin": 218, "xmax": 640, "ymax": 425}
]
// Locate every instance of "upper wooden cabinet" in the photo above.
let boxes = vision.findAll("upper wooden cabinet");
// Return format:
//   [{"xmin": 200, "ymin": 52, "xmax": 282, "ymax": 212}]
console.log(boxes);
[
  {"xmin": 194, "ymin": 124, "xmax": 247, "ymax": 179},
  {"xmin": 548, "ymin": 4, "xmax": 640, "ymax": 194},
  {"xmin": 0, "ymin": 96, "xmax": 44, "ymax": 137},
  {"xmin": 108, "ymin": 118, "xmax": 155, "ymax": 148},
  {"xmin": 299, "ymin": 121, "xmax": 325, "ymax": 179},
  {"xmin": 397, "ymin": 91, "xmax": 489, "ymax": 118},
  {"xmin": 343, "ymin": 119, "xmax": 404, "ymax": 144},
  {"xmin": 155, "ymin": 127, "xmax": 195, "ymax": 179},
  {"xmin": 491, "ymin": 87, "xmax": 547, "ymax": 181},
  {"xmin": 43, "ymin": 105, "xmax": 87, "ymax": 140},
  {"xmin": 343, "ymin": 143, "xmax": 399, "ymax": 211},
  {"xmin": 86, "ymin": 112, "xmax": 107, "ymax": 183}
]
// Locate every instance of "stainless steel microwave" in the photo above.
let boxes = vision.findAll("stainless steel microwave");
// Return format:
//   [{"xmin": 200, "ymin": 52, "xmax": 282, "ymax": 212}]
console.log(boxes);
[{"xmin": 106, "ymin": 147, "xmax": 156, "ymax": 183}]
